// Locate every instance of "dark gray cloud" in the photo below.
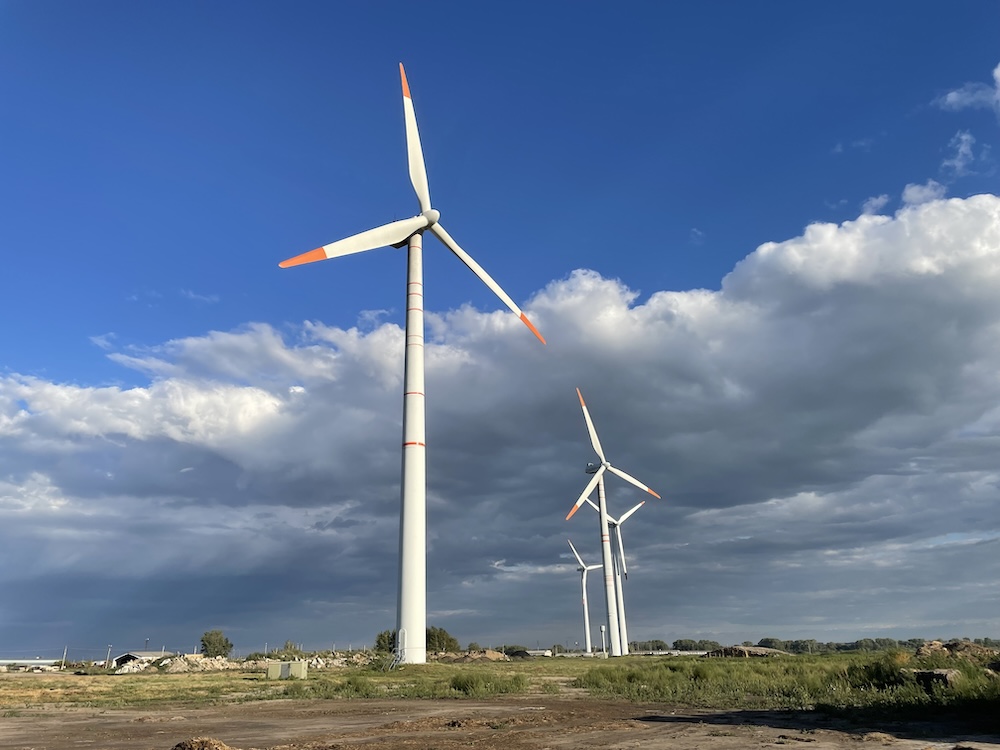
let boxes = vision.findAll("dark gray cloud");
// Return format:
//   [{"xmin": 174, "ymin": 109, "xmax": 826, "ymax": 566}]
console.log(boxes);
[{"xmin": 4, "ymin": 195, "xmax": 1000, "ymax": 656}]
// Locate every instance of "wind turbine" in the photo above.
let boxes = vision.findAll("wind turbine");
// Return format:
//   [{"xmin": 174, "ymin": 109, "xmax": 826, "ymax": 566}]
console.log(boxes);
[
  {"xmin": 584, "ymin": 497, "xmax": 645, "ymax": 655},
  {"xmin": 566, "ymin": 388, "xmax": 659, "ymax": 657},
  {"xmin": 567, "ymin": 539, "xmax": 602, "ymax": 654},
  {"xmin": 279, "ymin": 65, "xmax": 545, "ymax": 665}
]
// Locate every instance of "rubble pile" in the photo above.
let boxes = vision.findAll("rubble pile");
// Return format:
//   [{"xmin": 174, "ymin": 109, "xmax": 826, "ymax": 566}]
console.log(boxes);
[
  {"xmin": 171, "ymin": 739, "xmax": 237, "ymax": 750},
  {"xmin": 433, "ymin": 649, "xmax": 511, "ymax": 663},
  {"xmin": 305, "ymin": 651, "xmax": 375, "ymax": 669},
  {"xmin": 915, "ymin": 640, "xmax": 999, "ymax": 661},
  {"xmin": 162, "ymin": 656, "xmax": 268, "ymax": 674}
]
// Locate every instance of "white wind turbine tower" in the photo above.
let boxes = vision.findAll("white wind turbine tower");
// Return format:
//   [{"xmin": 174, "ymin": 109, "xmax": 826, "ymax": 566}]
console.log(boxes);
[
  {"xmin": 567, "ymin": 539, "xmax": 602, "ymax": 654},
  {"xmin": 584, "ymin": 497, "xmax": 645, "ymax": 655},
  {"xmin": 566, "ymin": 388, "xmax": 660, "ymax": 657},
  {"xmin": 279, "ymin": 65, "xmax": 545, "ymax": 665}
]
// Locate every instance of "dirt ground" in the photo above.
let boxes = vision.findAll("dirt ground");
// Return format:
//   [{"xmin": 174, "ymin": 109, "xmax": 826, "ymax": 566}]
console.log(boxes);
[{"xmin": 1, "ymin": 697, "xmax": 997, "ymax": 750}]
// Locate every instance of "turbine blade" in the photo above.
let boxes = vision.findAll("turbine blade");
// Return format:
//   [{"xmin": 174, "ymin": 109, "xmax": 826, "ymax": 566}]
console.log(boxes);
[
  {"xmin": 576, "ymin": 389, "xmax": 606, "ymax": 463},
  {"xmin": 567, "ymin": 466, "xmax": 605, "ymax": 521},
  {"xmin": 279, "ymin": 216, "xmax": 428, "ymax": 268},
  {"xmin": 618, "ymin": 501, "xmax": 646, "ymax": 525},
  {"xmin": 429, "ymin": 223, "xmax": 546, "ymax": 344},
  {"xmin": 607, "ymin": 464, "xmax": 661, "ymax": 499},
  {"xmin": 584, "ymin": 496, "xmax": 600, "ymax": 513},
  {"xmin": 567, "ymin": 539, "xmax": 586, "ymax": 568},
  {"xmin": 615, "ymin": 525, "xmax": 629, "ymax": 578},
  {"xmin": 399, "ymin": 63, "xmax": 431, "ymax": 214}
]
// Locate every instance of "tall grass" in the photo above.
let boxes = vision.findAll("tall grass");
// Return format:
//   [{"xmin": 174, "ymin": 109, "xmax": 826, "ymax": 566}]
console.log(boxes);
[
  {"xmin": 574, "ymin": 651, "xmax": 1000, "ymax": 719},
  {"xmin": 449, "ymin": 672, "xmax": 528, "ymax": 697},
  {"xmin": 279, "ymin": 669, "xmax": 530, "ymax": 700}
]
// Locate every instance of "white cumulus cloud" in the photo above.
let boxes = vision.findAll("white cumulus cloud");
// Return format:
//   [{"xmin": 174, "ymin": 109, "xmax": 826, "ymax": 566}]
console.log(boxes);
[{"xmin": 4, "ymin": 194, "xmax": 1000, "ymax": 652}]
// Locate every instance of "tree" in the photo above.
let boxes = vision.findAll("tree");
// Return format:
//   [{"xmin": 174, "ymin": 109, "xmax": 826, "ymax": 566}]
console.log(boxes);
[
  {"xmin": 426, "ymin": 626, "xmax": 460, "ymax": 653},
  {"xmin": 200, "ymin": 630, "xmax": 233, "ymax": 658},
  {"xmin": 629, "ymin": 639, "xmax": 669, "ymax": 652},
  {"xmin": 374, "ymin": 630, "xmax": 396, "ymax": 653},
  {"xmin": 374, "ymin": 626, "xmax": 460, "ymax": 653},
  {"xmin": 757, "ymin": 637, "xmax": 786, "ymax": 651},
  {"xmin": 467, "ymin": 642, "xmax": 482, "ymax": 652}
]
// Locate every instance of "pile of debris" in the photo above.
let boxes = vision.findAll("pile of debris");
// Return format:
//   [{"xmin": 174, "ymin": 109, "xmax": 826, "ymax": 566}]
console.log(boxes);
[
  {"xmin": 901, "ymin": 667, "xmax": 964, "ymax": 690},
  {"xmin": 432, "ymin": 649, "xmax": 511, "ymax": 663},
  {"xmin": 915, "ymin": 640, "xmax": 999, "ymax": 661},
  {"xmin": 172, "ymin": 740, "xmax": 236, "ymax": 750},
  {"xmin": 162, "ymin": 656, "xmax": 268, "ymax": 674},
  {"xmin": 304, "ymin": 651, "xmax": 375, "ymax": 669}
]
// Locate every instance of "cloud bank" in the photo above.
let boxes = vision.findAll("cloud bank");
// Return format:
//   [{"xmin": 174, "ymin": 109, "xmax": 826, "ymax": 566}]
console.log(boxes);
[{"xmin": 4, "ymin": 195, "xmax": 1000, "ymax": 656}]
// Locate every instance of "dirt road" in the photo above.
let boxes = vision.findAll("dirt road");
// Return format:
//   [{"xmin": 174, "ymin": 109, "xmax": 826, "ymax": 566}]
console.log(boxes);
[{"xmin": 0, "ymin": 697, "xmax": 995, "ymax": 750}]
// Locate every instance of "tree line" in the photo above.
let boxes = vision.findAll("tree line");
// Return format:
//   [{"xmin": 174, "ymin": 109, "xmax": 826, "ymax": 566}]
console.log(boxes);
[
  {"xmin": 629, "ymin": 636, "xmax": 1000, "ymax": 653},
  {"xmin": 197, "ymin": 628, "xmax": 1000, "ymax": 658}
]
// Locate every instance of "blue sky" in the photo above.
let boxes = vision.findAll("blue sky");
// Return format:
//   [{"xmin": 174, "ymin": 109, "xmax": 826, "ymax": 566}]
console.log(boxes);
[
  {"xmin": 2, "ymin": 1, "xmax": 1000, "ymax": 659},
  {"xmin": 5, "ymin": 1, "xmax": 998, "ymax": 384}
]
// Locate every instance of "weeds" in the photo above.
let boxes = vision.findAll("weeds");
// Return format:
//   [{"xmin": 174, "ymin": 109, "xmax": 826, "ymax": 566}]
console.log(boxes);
[
  {"xmin": 449, "ymin": 672, "xmax": 528, "ymax": 697},
  {"xmin": 574, "ymin": 651, "xmax": 1000, "ymax": 719}
]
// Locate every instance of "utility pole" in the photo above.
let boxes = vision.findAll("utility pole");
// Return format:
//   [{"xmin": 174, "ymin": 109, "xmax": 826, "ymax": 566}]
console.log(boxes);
[{"xmin": 106, "ymin": 645, "xmax": 112, "ymax": 668}]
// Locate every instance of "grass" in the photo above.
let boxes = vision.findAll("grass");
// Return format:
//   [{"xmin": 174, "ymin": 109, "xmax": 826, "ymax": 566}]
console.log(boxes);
[
  {"xmin": 573, "ymin": 651, "xmax": 1000, "ymax": 722},
  {"xmin": 0, "ymin": 671, "xmax": 283, "ymax": 709},
  {"xmin": 2, "ymin": 651, "xmax": 998, "ymax": 722}
]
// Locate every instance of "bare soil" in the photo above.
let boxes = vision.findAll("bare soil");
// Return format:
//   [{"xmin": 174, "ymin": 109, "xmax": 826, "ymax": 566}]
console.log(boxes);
[{"xmin": 0, "ymin": 697, "xmax": 997, "ymax": 750}]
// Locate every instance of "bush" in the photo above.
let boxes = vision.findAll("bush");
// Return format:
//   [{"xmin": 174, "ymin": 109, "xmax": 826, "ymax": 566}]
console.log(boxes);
[{"xmin": 449, "ymin": 672, "xmax": 528, "ymax": 697}]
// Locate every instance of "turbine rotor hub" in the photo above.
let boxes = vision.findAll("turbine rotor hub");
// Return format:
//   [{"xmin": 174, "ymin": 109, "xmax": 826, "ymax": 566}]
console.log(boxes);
[{"xmin": 422, "ymin": 209, "xmax": 440, "ymax": 225}]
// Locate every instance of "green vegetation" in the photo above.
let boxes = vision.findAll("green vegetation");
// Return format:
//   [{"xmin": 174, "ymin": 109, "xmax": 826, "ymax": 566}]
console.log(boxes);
[
  {"xmin": 667, "ymin": 639, "xmax": 722, "ymax": 651},
  {"xmin": 3, "ymin": 647, "xmax": 998, "ymax": 721},
  {"xmin": 575, "ymin": 650, "xmax": 1000, "ymax": 720},
  {"xmin": 449, "ymin": 672, "xmax": 528, "ymax": 697},
  {"xmin": 636, "ymin": 636, "xmax": 1000, "ymax": 654},
  {"xmin": 199, "ymin": 630, "xmax": 233, "ymax": 658},
  {"xmin": 374, "ymin": 626, "xmax": 461, "ymax": 653}
]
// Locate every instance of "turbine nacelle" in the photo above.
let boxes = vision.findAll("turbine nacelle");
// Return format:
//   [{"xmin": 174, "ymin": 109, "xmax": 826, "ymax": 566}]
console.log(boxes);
[
  {"xmin": 566, "ymin": 388, "xmax": 660, "ymax": 521},
  {"xmin": 278, "ymin": 64, "xmax": 545, "ymax": 345}
]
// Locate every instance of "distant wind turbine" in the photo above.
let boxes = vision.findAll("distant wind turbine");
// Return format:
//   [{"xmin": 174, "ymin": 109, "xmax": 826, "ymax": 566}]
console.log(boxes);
[
  {"xmin": 280, "ymin": 65, "xmax": 545, "ymax": 664},
  {"xmin": 566, "ymin": 388, "xmax": 660, "ymax": 657},
  {"xmin": 567, "ymin": 539, "xmax": 602, "ymax": 654},
  {"xmin": 584, "ymin": 497, "xmax": 645, "ymax": 655}
]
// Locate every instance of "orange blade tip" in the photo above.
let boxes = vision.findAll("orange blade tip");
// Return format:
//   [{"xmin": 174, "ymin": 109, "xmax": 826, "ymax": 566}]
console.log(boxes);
[
  {"xmin": 279, "ymin": 247, "xmax": 328, "ymax": 269},
  {"xmin": 399, "ymin": 63, "xmax": 411, "ymax": 99},
  {"xmin": 566, "ymin": 505, "xmax": 580, "ymax": 521},
  {"xmin": 520, "ymin": 313, "xmax": 546, "ymax": 344},
  {"xmin": 576, "ymin": 387, "xmax": 585, "ymax": 406},
  {"xmin": 647, "ymin": 489, "xmax": 662, "ymax": 499}
]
